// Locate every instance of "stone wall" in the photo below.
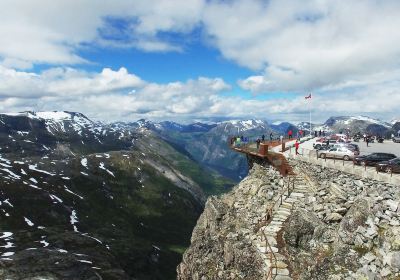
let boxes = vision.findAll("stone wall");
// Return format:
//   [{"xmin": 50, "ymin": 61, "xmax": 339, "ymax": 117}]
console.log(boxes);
[
  {"xmin": 284, "ymin": 160, "xmax": 400, "ymax": 279},
  {"xmin": 287, "ymin": 150, "xmax": 400, "ymax": 185}
]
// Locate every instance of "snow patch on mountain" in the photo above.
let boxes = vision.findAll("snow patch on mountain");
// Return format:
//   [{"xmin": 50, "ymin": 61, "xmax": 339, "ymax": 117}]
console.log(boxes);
[
  {"xmin": 391, "ymin": 118, "xmax": 400, "ymax": 125},
  {"xmin": 347, "ymin": 116, "xmax": 391, "ymax": 127},
  {"xmin": 220, "ymin": 119, "xmax": 268, "ymax": 131}
]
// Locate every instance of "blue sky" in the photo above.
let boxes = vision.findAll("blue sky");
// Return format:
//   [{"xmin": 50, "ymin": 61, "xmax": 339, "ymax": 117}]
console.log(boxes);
[{"xmin": 0, "ymin": 0, "xmax": 399, "ymax": 123}]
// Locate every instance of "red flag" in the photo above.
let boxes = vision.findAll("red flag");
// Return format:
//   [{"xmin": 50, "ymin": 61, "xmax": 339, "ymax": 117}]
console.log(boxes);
[{"xmin": 305, "ymin": 93, "xmax": 312, "ymax": 99}]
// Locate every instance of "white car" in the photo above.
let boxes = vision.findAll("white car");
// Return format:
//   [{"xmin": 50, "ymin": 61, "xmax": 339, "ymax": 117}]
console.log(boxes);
[{"xmin": 318, "ymin": 147, "xmax": 359, "ymax": 161}]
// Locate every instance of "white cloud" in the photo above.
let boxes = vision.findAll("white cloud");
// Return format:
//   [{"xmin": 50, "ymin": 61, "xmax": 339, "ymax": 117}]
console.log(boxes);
[
  {"xmin": 219, "ymin": 0, "xmax": 400, "ymax": 92},
  {"xmin": 2, "ymin": 0, "xmax": 400, "ymax": 94},
  {"xmin": 0, "ymin": 66, "xmax": 232, "ymax": 121},
  {"xmin": 0, "ymin": 66, "xmax": 144, "ymax": 98},
  {"xmin": 0, "ymin": 66, "xmax": 399, "ymax": 123},
  {"xmin": 1, "ymin": 0, "xmax": 400, "ymax": 122},
  {"xmin": 0, "ymin": 0, "xmax": 204, "ymax": 66}
]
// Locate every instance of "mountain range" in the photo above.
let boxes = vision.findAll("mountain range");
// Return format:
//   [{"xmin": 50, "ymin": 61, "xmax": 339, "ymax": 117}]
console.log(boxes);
[
  {"xmin": 0, "ymin": 111, "xmax": 233, "ymax": 279},
  {"xmin": 0, "ymin": 111, "xmax": 399, "ymax": 279},
  {"xmin": 145, "ymin": 115, "xmax": 399, "ymax": 180}
]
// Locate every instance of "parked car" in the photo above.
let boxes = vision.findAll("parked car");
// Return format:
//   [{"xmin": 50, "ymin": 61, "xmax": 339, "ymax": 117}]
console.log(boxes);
[
  {"xmin": 313, "ymin": 139, "xmax": 338, "ymax": 149},
  {"xmin": 318, "ymin": 143, "xmax": 359, "ymax": 152},
  {"xmin": 376, "ymin": 158, "xmax": 400, "ymax": 174},
  {"xmin": 353, "ymin": 153, "xmax": 397, "ymax": 166},
  {"xmin": 330, "ymin": 133, "xmax": 349, "ymax": 142},
  {"xmin": 393, "ymin": 136, "xmax": 400, "ymax": 143},
  {"xmin": 318, "ymin": 147, "xmax": 359, "ymax": 161},
  {"xmin": 346, "ymin": 143, "xmax": 360, "ymax": 152}
]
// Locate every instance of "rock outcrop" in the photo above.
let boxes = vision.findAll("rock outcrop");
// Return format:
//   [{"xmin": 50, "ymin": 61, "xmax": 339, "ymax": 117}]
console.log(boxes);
[
  {"xmin": 178, "ymin": 160, "xmax": 400, "ymax": 279},
  {"xmin": 177, "ymin": 165, "xmax": 283, "ymax": 279}
]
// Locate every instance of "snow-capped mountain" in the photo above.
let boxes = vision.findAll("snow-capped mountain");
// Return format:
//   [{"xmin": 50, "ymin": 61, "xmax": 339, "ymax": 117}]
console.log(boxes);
[
  {"xmin": 0, "ymin": 111, "xmax": 236, "ymax": 279},
  {"xmin": 391, "ymin": 118, "xmax": 400, "ymax": 125},
  {"xmin": 3, "ymin": 111, "xmax": 97, "ymax": 135},
  {"xmin": 180, "ymin": 122, "xmax": 217, "ymax": 133},
  {"xmin": 0, "ymin": 111, "xmax": 138, "ymax": 158},
  {"xmin": 295, "ymin": 122, "xmax": 321, "ymax": 133},
  {"xmin": 315, "ymin": 116, "xmax": 392, "ymax": 135},
  {"xmin": 217, "ymin": 119, "xmax": 269, "ymax": 134}
]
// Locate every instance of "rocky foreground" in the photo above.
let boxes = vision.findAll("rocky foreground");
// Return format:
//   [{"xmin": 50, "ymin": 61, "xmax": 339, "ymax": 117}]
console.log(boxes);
[{"xmin": 177, "ymin": 161, "xmax": 400, "ymax": 279}]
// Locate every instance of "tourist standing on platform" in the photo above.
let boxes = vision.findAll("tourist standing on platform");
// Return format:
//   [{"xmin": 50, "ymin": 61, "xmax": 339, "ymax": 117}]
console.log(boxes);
[
  {"xmin": 288, "ymin": 130, "xmax": 293, "ymax": 139},
  {"xmin": 366, "ymin": 137, "xmax": 370, "ymax": 147},
  {"xmin": 262, "ymin": 134, "xmax": 265, "ymax": 142},
  {"xmin": 270, "ymin": 132, "xmax": 273, "ymax": 141},
  {"xmin": 280, "ymin": 135, "xmax": 283, "ymax": 143},
  {"xmin": 295, "ymin": 140, "xmax": 300, "ymax": 155},
  {"xmin": 256, "ymin": 138, "xmax": 261, "ymax": 150},
  {"xmin": 236, "ymin": 137, "xmax": 241, "ymax": 147}
]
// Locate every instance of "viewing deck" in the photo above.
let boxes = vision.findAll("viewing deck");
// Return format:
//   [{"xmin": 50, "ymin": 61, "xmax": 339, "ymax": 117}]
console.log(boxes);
[{"xmin": 228, "ymin": 137, "xmax": 296, "ymax": 176}]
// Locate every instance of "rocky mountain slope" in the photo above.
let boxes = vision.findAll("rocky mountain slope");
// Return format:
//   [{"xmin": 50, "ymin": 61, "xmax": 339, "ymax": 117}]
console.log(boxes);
[
  {"xmin": 178, "ymin": 161, "xmax": 400, "ymax": 279},
  {"xmin": 315, "ymin": 116, "xmax": 392, "ymax": 136},
  {"xmin": 153, "ymin": 119, "xmax": 276, "ymax": 181},
  {"xmin": 0, "ymin": 111, "xmax": 233, "ymax": 279}
]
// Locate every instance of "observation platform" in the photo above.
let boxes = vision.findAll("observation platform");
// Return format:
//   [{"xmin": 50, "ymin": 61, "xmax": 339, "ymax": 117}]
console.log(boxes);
[{"xmin": 228, "ymin": 137, "xmax": 295, "ymax": 176}]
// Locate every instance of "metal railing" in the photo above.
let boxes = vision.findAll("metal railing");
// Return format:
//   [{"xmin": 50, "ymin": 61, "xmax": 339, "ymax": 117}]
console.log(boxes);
[
  {"xmin": 254, "ymin": 175, "xmax": 296, "ymax": 279},
  {"xmin": 228, "ymin": 137, "xmax": 295, "ymax": 177}
]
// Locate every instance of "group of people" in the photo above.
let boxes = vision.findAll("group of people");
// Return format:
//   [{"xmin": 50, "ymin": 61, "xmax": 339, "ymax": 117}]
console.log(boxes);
[
  {"xmin": 231, "ymin": 132, "xmax": 302, "ymax": 156},
  {"xmin": 255, "ymin": 132, "xmax": 275, "ymax": 149},
  {"xmin": 288, "ymin": 129, "xmax": 307, "ymax": 140},
  {"xmin": 314, "ymin": 130, "xmax": 326, "ymax": 137},
  {"xmin": 231, "ymin": 135, "xmax": 249, "ymax": 147}
]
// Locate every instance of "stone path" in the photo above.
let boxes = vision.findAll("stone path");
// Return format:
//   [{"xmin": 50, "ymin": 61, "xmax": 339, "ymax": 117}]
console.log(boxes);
[{"xmin": 253, "ymin": 171, "xmax": 316, "ymax": 280}]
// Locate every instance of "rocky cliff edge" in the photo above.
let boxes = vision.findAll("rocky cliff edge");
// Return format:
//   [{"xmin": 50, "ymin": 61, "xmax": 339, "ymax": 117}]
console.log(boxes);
[{"xmin": 177, "ymin": 161, "xmax": 400, "ymax": 279}]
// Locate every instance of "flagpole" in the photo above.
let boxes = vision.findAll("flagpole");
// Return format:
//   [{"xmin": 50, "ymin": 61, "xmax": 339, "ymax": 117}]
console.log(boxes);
[{"xmin": 309, "ymin": 93, "xmax": 312, "ymax": 137}]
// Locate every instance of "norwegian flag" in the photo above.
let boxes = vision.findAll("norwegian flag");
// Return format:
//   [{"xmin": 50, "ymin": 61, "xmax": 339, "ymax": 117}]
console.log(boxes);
[{"xmin": 305, "ymin": 93, "xmax": 312, "ymax": 99}]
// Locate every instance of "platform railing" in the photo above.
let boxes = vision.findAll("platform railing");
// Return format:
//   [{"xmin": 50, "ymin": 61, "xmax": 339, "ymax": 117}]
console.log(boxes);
[{"xmin": 254, "ymin": 175, "xmax": 296, "ymax": 279}]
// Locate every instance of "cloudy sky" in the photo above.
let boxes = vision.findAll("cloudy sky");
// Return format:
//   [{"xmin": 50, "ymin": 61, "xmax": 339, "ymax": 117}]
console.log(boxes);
[{"xmin": 1, "ymin": 0, "xmax": 399, "ymax": 123}]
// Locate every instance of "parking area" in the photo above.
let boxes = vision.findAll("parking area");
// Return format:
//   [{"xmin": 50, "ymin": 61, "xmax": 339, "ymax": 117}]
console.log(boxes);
[
  {"xmin": 356, "ymin": 140, "xmax": 400, "ymax": 157},
  {"xmin": 285, "ymin": 138, "xmax": 400, "ymax": 185},
  {"xmin": 299, "ymin": 138, "xmax": 400, "ymax": 157}
]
